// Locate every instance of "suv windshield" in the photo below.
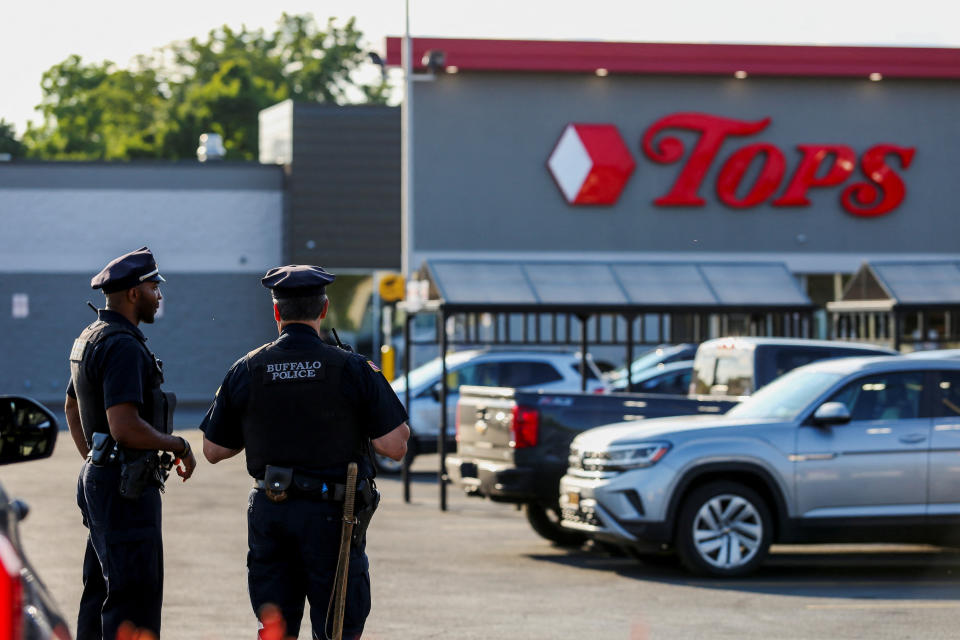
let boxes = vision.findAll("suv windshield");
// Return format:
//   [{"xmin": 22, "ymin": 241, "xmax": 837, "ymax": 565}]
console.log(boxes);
[{"xmin": 726, "ymin": 369, "xmax": 843, "ymax": 421}]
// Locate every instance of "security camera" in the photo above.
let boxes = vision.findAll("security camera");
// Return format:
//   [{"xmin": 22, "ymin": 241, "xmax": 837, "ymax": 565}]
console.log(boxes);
[{"xmin": 421, "ymin": 50, "xmax": 446, "ymax": 73}]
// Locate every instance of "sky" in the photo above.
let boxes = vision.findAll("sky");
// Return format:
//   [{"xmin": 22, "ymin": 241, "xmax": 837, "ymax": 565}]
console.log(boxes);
[{"xmin": 2, "ymin": 0, "xmax": 958, "ymax": 136}]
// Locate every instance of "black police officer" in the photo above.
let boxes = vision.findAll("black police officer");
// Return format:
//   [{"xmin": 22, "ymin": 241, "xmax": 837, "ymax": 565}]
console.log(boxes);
[
  {"xmin": 200, "ymin": 265, "xmax": 409, "ymax": 640},
  {"xmin": 63, "ymin": 247, "xmax": 197, "ymax": 640}
]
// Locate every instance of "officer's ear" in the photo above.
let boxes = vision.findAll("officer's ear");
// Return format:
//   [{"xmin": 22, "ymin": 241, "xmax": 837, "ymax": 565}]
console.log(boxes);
[
  {"xmin": 320, "ymin": 297, "xmax": 329, "ymax": 320},
  {"xmin": 273, "ymin": 302, "xmax": 282, "ymax": 323}
]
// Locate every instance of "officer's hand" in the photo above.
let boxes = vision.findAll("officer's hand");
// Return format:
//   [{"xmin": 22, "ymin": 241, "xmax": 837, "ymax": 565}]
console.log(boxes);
[{"xmin": 176, "ymin": 450, "xmax": 197, "ymax": 481}]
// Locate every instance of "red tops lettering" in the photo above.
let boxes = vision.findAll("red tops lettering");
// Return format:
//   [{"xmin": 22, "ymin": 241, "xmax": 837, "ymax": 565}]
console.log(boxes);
[{"xmin": 641, "ymin": 112, "xmax": 915, "ymax": 217}]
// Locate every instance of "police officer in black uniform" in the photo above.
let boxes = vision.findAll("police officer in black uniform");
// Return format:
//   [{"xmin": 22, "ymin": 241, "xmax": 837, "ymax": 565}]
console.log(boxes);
[
  {"xmin": 63, "ymin": 247, "xmax": 197, "ymax": 640},
  {"xmin": 200, "ymin": 265, "xmax": 409, "ymax": 640}
]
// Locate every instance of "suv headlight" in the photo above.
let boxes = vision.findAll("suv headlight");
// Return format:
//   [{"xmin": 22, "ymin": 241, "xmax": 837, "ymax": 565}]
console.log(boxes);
[{"xmin": 571, "ymin": 441, "xmax": 671, "ymax": 472}]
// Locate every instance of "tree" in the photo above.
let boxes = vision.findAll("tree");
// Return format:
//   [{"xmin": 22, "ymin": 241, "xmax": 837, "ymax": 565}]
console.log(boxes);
[
  {"xmin": 23, "ymin": 14, "xmax": 387, "ymax": 161},
  {"xmin": 24, "ymin": 55, "xmax": 170, "ymax": 160},
  {"xmin": 0, "ymin": 120, "xmax": 26, "ymax": 158}
]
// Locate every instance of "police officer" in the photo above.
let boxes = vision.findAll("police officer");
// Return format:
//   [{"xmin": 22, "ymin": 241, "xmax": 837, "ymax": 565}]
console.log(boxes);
[
  {"xmin": 63, "ymin": 247, "xmax": 197, "ymax": 640},
  {"xmin": 200, "ymin": 265, "xmax": 409, "ymax": 640}
]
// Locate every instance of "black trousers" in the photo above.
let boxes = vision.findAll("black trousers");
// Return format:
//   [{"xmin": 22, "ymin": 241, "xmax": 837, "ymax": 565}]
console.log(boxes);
[
  {"xmin": 76, "ymin": 461, "xmax": 163, "ymax": 640},
  {"xmin": 247, "ymin": 489, "xmax": 371, "ymax": 640}
]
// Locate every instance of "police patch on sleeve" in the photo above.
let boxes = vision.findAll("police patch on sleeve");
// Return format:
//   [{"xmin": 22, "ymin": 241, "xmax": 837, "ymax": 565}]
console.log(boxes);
[
  {"xmin": 69, "ymin": 338, "xmax": 87, "ymax": 362},
  {"xmin": 262, "ymin": 360, "xmax": 325, "ymax": 384},
  {"xmin": 366, "ymin": 360, "xmax": 381, "ymax": 373}
]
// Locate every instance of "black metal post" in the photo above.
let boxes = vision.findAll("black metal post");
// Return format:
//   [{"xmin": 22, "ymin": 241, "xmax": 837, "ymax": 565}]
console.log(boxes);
[
  {"xmin": 893, "ymin": 311, "xmax": 902, "ymax": 351},
  {"xmin": 579, "ymin": 314, "xmax": 589, "ymax": 392},
  {"xmin": 625, "ymin": 314, "xmax": 635, "ymax": 392},
  {"xmin": 439, "ymin": 309, "xmax": 448, "ymax": 511},
  {"xmin": 403, "ymin": 313, "xmax": 412, "ymax": 503}
]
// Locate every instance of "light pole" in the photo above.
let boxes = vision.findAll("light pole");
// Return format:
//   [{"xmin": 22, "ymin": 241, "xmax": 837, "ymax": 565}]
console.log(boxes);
[{"xmin": 401, "ymin": 0, "xmax": 413, "ymax": 280}]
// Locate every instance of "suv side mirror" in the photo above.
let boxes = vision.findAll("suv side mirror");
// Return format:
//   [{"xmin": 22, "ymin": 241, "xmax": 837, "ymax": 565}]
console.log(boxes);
[
  {"xmin": 812, "ymin": 402, "xmax": 851, "ymax": 427},
  {"xmin": 0, "ymin": 396, "xmax": 58, "ymax": 465},
  {"xmin": 430, "ymin": 382, "xmax": 444, "ymax": 402}
]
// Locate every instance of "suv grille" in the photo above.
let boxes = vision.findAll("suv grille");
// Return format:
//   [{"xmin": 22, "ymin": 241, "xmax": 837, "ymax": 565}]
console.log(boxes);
[{"xmin": 561, "ymin": 503, "xmax": 602, "ymax": 528}]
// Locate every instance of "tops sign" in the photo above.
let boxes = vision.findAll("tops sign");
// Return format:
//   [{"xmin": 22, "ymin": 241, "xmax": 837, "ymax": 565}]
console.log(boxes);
[{"xmin": 547, "ymin": 112, "xmax": 916, "ymax": 217}]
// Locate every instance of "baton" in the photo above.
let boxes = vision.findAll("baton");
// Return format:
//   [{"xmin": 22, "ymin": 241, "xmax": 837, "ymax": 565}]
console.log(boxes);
[{"xmin": 332, "ymin": 462, "xmax": 358, "ymax": 640}]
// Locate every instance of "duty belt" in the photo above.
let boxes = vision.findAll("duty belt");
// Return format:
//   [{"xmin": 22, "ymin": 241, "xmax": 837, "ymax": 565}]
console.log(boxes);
[{"xmin": 255, "ymin": 467, "xmax": 374, "ymax": 505}]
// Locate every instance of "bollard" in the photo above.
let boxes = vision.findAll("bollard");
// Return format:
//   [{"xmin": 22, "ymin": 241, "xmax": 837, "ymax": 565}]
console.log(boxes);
[{"xmin": 380, "ymin": 345, "xmax": 396, "ymax": 381}]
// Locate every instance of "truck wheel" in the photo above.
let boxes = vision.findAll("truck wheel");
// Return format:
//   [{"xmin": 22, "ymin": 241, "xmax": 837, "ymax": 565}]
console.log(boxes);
[
  {"xmin": 374, "ymin": 439, "xmax": 417, "ymax": 475},
  {"xmin": 675, "ymin": 482, "xmax": 772, "ymax": 577},
  {"xmin": 524, "ymin": 503, "xmax": 587, "ymax": 547}
]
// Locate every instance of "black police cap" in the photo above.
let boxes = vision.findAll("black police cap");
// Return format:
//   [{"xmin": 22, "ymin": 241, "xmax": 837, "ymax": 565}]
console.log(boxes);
[
  {"xmin": 261, "ymin": 265, "xmax": 336, "ymax": 299},
  {"xmin": 91, "ymin": 247, "xmax": 166, "ymax": 294}
]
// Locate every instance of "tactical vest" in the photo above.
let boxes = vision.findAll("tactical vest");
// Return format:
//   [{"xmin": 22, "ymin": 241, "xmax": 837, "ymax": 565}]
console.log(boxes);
[
  {"xmin": 69, "ymin": 318, "xmax": 173, "ymax": 447},
  {"xmin": 240, "ymin": 339, "xmax": 366, "ymax": 480}
]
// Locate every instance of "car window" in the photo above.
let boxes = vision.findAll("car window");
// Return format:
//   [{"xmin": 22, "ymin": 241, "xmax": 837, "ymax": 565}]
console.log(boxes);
[
  {"xmin": 675, "ymin": 370, "xmax": 693, "ymax": 393},
  {"xmin": 500, "ymin": 361, "xmax": 564, "ymax": 387},
  {"xmin": 827, "ymin": 371, "xmax": 926, "ymax": 421},
  {"xmin": 640, "ymin": 370, "xmax": 691, "ymax": 394},
  {"xmin": 568, "ymin": 364, "xmax": 598, "ymax": 380},
  {"xmin": 691, "ymin": 352, "xmax": 716, "ymax": 395},
  {"xmin": 447, "ymin": 362, "xmax": 500, "ymax": 389},
  {"xmin": 773, "ymin": 348, "xmax": 825, "ymax": 379},
  {"xmin": 713, "ymin": 353, "xmax": 753, "ymax": 396},
  {"xmin": 934, "ymin": 371, "xmax": 960, "ymax": 417}
]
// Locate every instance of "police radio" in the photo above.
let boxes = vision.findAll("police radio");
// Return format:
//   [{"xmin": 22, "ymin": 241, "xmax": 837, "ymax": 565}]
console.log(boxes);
[{"xmin": 330, "ymin": 328, "xmax": 354, "ymax": 353}]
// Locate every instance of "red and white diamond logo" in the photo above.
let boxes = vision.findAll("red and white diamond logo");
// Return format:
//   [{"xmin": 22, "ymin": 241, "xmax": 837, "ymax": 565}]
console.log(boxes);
[{"xmin": 547, "ymin": 124, "xmax": 636, "ymax": 205}]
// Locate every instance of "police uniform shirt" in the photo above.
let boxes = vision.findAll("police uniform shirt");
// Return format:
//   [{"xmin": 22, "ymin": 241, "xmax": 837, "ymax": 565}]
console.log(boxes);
[
  {"xmin": 66, "ymin": 310, "xmax": 157, "ymax": 414},
  {"xmin": 200, "ymin": 324, "xmax": 407, "ymax": 467}
]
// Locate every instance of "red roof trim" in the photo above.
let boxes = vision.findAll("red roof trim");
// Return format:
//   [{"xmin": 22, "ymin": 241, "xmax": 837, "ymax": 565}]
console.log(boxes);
[{"xmin": 385, "ymin": 37, "xmax": 960, "ymax": 79}]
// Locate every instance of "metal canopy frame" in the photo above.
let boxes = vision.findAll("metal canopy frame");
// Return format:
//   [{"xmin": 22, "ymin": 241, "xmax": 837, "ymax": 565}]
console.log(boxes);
[
  {"xmin": 398, "ymin": 259, "xmax": 815, "ymax": 510},
  {"xmin": 828, "ymin": 261, "xmax": 960, "ymax": 350}
]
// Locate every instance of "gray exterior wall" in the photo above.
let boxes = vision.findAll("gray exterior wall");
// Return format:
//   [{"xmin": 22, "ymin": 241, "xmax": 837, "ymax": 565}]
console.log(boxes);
[
  {"xmin": 411, "ymin": 73, "xmax": 960, "ymax": 273},
  {"xmin": 0, "ymin": 162, "xmax": 285, "ymax": 405},
  {"xmin": 0, "ymin": 163, "xmax": 284, "ymax": 272},
  {"xmin": 260, "ymin": 101, "xmax": 401, "ymax": 270},
  {"xmin": 0, "ymin": 274, "xmax": 278, "ymax": 406}
]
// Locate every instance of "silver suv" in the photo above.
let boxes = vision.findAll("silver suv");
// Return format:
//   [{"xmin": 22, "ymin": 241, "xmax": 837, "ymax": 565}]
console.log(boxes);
[{"xmin": 559, "ymin": 356, "xmax": 960, "ymax": 576}]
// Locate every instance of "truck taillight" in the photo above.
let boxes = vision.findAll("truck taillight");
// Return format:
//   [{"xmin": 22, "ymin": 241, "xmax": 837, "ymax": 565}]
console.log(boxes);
[
  {"xmin": 0, "ymin": 535, "xmax": 23, "ymax": 640},
  {"xmin": 510, "ymin": 406, "xmax": 539, "ymax": 449}
]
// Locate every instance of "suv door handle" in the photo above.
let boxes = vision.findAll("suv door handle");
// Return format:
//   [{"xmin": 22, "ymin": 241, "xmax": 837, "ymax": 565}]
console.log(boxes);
[{"xmin": 899, "ymin": 433, "xmax": 927, "ymax": 444}]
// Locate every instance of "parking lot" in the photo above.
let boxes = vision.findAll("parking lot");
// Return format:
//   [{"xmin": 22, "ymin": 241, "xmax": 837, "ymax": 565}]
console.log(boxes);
[{"xmin": 5, "ymin": 429, "xmax": 960, "ymax": 640}]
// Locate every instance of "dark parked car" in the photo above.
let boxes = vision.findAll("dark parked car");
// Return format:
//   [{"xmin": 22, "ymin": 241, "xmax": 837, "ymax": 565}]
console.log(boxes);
[
  {"xmin": 604, "ymin": 343, "xmax": 697, "ymax": 391},
  {"xmin": 609, "ymin": 360, "xmax": 693, "ymax": 394},
  {"xmin": 0, "ymin": 396, "xmax": 71, "ymax": 639}
]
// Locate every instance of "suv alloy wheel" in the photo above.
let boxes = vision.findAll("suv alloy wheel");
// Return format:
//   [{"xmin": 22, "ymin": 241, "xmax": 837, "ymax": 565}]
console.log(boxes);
[{"xmin": 675, "ymin": 481, "xmax": 772, "ymax": 577}]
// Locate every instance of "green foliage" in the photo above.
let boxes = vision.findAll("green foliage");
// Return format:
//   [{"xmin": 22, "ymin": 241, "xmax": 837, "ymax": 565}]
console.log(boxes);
[
  {"xmin": 23, "ymin": 14, "xmax": 388, "ymax": 161},
  {"xmin": 0, "ymin": 119, "xmax": 26, "ymax": 158}
]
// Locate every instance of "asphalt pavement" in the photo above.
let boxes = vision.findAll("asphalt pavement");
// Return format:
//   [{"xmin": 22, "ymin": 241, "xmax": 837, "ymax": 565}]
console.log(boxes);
[{"xmin": 4, "ymin": 431, "xmax": 960, "ymax": 639}]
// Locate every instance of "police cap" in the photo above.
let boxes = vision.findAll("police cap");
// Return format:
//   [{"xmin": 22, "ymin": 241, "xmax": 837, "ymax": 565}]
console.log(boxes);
[
  {"xmin": 91, "ymin": 247, "xmax": 166, "ymax": 294},
  {"xmin": 261, "ymin": 265, "xmax": 336, "ymax": 299}
]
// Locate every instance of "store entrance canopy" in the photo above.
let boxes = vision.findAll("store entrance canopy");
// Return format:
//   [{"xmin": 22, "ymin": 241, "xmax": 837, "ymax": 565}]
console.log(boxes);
[
  {"xmin": 828, "ymin": 261, "xmax": 960, "ymax": 349},
  {"xmin": 419, "ymin": 259, "xmax": 812, "ymax": 312}
]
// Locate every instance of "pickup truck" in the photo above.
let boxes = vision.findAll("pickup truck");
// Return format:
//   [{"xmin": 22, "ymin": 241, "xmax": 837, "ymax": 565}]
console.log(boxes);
[
  {"xmin": 559, "ymin": 355, "xmax": 960, "ymax": 576},
  {"xmin": 446, "ymin": 338, "xmax": 897, "ymax": 545}
]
